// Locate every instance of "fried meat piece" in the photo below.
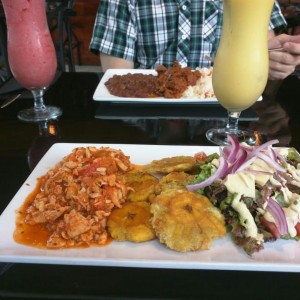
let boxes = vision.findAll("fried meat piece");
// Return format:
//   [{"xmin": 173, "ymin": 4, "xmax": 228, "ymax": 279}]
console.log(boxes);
[
  {"xmin": 151, "ymin": 190, "xmax": 226, "ymax": 252},
  {"xmin": 124, "ymin": 170, "xmax": 159, "ymax": 202},
  {"xmin": 144, "ymin": 156, "xmax": 197, "ymax": 174},
  {"xmin": 155, "ymin": 61, "xmax": 201, "ymax": 98},
  {"xmin": 107, "ymin": 202, "xmax": 156, "ymax": 243}
]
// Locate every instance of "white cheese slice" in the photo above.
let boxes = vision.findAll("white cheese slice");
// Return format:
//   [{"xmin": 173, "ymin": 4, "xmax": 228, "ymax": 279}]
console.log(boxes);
[
  {"xmin": 231, "ymin": 193, "xmax": 263, "ymax": 242},
  {"xmin": 248, "ymin": 158, "xmax": 275, "ymax": 186},
  {"xmin": 224, "ymin": 172, "xmax": 255, "ymax": 198}
]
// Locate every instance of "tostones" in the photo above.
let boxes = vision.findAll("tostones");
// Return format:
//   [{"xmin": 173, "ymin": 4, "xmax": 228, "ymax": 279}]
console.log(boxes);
[
  {"xmin": 150, "ymin": 190, "xmax": 226, "ymax": 252},
  {"xmin": 144, "ymin": 156, "xmax": 197, "ymax": 174},
  {"xmin": 124, "ymin": 170, "xmax": 159, "ymax": 202},
  {"xmin": 107, "ymin": 201, "xmax": 156, "ymax": 243},
  {"xmin": 154, "ymin": 171, "xmax": 196, "ymax": 196}
]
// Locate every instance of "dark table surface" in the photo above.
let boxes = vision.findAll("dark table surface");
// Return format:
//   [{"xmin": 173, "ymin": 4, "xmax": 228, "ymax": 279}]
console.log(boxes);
[{"xmin": 0, "ymin": 71, "xmax": 300, "ymax": 300}]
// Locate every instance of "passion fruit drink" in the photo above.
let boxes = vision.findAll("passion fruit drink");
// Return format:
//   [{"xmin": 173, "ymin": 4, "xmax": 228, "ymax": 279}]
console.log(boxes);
[
  {"xmin": 212, "ymin": 0, "xmax": 275, "ymax": 112},
  {"xmin": 207, "ymin": 0, "xmax": 275, "ymax": 145}
]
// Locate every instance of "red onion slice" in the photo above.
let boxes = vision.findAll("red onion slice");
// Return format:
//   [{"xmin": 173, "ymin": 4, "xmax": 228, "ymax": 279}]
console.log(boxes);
[
  {"xmin": 230, "ymin": 148, "xmax": 248, "ymax": 173},
  {"xmin": 256, "ymin": 152, "xmax": 286, "ymax": 173},
  {"xmin": 187, "ymin": 157, "xmax": 228, "ymax": 191},
  {"xmin": 249, "ymin": 139, "xmax": 279, "ymax": 158},
  {"xmin": 269, "ymin": 147, "xmax": 277, "ymax": 161},
  {"xmin": 276, "ymin": 152, "xmax": 288, "ymax": 166},
  {"xmin": 187, "ymin": 135, "xmax": 284, "ymax": 191},
  {"xmin": 235, "ymin": 156, "xmax": 257, "ymax": 173},
  {"xmin": 226, "ymin": 135, "xmax": 240, "ymax": 163},
  {"xmin": 266, "ymin": 197, "xmax": 288, "ymax": 235},
  {"xmin": 240, "ymin": 144, "xmax": 253, "ymax": 152},
  {"xmin": 221, "ymin": 145, "xmax": 231, "ymax": 160}
]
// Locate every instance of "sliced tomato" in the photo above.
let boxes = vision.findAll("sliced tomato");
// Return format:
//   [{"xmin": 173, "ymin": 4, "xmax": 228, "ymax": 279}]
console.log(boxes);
[
  {"xmin": 78, "ymin": 162, "xmax": 101, "ymax": 176},
  {"xmin": 194, "ymin": 151, "xmax": 207, "ymax": 163},
  {"xmin": 259, "ymin": 216, "xmax": 281, "ymax": 238},
  {"xmin": 294, "ymin": 222, "xmax": 300, "ymax": 237}
]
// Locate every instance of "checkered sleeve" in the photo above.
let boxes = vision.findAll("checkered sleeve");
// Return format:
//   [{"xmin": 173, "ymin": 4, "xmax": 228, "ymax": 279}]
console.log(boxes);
[
  {"xmin": 89, "ymin": 0, "xmax": 136, "ymax": 61},
  {"xmin": 269, "ymin": 1, "xmax": 287, "ymax": 30}
]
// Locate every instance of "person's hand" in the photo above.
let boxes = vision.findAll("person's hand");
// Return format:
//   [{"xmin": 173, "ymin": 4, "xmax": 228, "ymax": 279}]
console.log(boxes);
[{"xmin": 268, "ymin": 34, "xmax": 300, "ymax": 80}]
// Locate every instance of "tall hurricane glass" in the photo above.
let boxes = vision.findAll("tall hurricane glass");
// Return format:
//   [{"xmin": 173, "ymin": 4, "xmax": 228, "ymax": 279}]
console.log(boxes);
[
  {"xmin": 206, "ymin": 0, "xmax": 274, "ymax": 146},
  {"xmin": 2, "ymin": 0, "xmax": 62, "ymax": 122}
]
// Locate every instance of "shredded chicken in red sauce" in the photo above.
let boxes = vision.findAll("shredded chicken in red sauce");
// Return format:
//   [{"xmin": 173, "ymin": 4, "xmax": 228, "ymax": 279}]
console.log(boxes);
[{"xmin": 24, "ymin": 146, "xmax": 133, "ymax": 249}]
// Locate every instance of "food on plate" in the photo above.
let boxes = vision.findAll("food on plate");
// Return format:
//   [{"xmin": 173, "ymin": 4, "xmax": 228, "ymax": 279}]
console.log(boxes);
[
  {"xmin": 109, "ymin": 168, "xmax": 226, "ymax": 249},
  {"xmin": 105, "ymin": 61, "xmax": 214, "ymax": 99},
  {"xmin": 187, "ymin": 135, "xmax": 300, "ymax": 255},
  {"xmin": 105, "ymin": 73, "xmax": 158, "ymax": 98},
  {"xmin": 16, "ymin": 146, "xmax": 133, "ymax": 249},
  {"xmin": 151, "ymin": 189, "xmax": 226, "ymax": 252},
  {"xmin": 153, "ymin": 171, "xmax": 195, "ymax": 196},
  {"xmin": 124, "ymin": 170, "xmax": 159, "ymax": 202},
  {"xmin": 182, "ymin": 67, "xmax": 215, "ymax": 99},
  {"xmin": 15, "ymin": 139, "xmax": 300, "ymax": 256},
  {"xmin": 154, "ymin": 62, "xmax": 201, "ymax": 98},
  {"xmin": 15, "ymin": 145, "xmax": 227, "ymax": 252},
  {"xmin": 107, "ymin": 201, "xmax": 155, "ymax": 243},
  {"xmin": 144, "ymin": 155, "xmax": 197, "ymax": 174}
]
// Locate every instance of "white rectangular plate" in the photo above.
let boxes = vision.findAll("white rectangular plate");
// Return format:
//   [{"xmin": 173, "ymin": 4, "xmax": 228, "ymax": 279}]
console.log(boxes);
[
  {"xmin": 0, "ymin": 143, "xmax": 299, "ymax": 272},
  {"xmin": 93, "ymin": 69, "xmax": 219, "ymax": 104}
]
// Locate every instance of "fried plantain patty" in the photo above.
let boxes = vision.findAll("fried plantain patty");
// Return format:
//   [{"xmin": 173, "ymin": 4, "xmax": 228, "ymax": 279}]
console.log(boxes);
[
  {"xmin": 107, "ymin": 201, "xmax": 156, "ymax": 243},
  {"xmin": 151, "ymin": 190, "xmax": 226, "ymax": 252},
  {"xmin": 154, "ymin": 171, "xmax": 196, "ymax": 196},
  {"xmin": 124, "ymin": 170, "xmax": 159, "ymax": 202},
  {"xmin": 144, "ymin": 156, "xmax": 197, "ymax": 174}
]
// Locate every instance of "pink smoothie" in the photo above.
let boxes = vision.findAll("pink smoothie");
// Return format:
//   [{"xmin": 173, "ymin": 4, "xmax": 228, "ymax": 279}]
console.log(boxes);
[{"xmin": 2, "ymin": 0, "xmax": 57, "ymax": 89}]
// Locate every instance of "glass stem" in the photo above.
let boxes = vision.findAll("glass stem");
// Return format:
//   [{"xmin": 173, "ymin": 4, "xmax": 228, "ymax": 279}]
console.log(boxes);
[
  {"xmin": 38, "ymin": 121, "xmax": 49, "ymax": 135},
  {"xmin": 32, "ymin": 89, "xmax": 46, "ymax": 111},
  {"xmin": 225, "ymin": 111, "xmax": 241, "ymax": 135}
]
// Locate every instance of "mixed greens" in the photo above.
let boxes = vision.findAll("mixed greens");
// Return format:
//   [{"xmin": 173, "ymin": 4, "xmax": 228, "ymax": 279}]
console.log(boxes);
[{"xmin": 187, "ymin": 136, "xmax": 300, "ymax": 255}]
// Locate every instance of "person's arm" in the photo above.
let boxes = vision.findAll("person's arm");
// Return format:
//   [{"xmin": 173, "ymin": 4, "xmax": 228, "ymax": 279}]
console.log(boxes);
[
  {"xmin": 90, "ymin": 0, "xmax": 136, "ymax": 72},
  {"xmin": 100, "ymin": 53, "xmax": 134, "ymax": 72}
]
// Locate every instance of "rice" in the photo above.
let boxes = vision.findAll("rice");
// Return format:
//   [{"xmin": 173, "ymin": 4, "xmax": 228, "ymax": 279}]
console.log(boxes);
[{"xmin": 181, "ymin": 67, "xmax": 215, "ymax": 99}]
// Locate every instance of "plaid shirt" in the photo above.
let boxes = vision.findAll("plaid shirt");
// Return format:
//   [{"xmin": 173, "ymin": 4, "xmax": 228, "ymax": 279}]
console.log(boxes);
[{"xmin": 90, "ymin": 0, "xmax": 286, "ymax": 69}]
